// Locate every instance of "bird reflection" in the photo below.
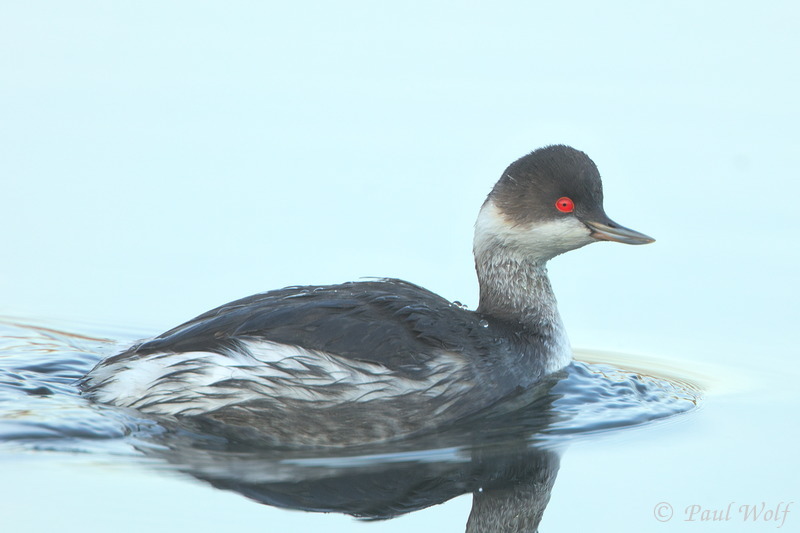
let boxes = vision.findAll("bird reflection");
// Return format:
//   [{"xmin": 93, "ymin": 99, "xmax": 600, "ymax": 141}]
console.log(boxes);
[{"xmin": 139, "ymin": 372, "xmax": 566, "ymax": 532}]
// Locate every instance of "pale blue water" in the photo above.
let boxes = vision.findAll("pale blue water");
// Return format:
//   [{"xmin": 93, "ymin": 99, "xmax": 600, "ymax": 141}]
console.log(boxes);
[{"xmin": 0, "ymin": 317, "xmax": 700, "ymax": 530}]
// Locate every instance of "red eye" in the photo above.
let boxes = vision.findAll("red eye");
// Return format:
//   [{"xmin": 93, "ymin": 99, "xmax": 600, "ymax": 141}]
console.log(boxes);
[{"xmin": 555, "ymin": 197, "xmax": 574, "ymax": 213}]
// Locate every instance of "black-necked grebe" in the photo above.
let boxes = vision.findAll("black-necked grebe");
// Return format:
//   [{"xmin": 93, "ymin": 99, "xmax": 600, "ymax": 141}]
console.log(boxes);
[{"xmin": 81, "ymin": 145, "xmax": 654, "ymax": 446}]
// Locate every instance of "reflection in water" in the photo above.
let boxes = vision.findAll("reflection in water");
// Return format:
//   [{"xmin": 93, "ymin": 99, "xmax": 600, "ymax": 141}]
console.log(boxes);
[
  {"xmin": 144, "ymin": 398, "xmax": 563, "ymax": 530},
  {"xmin": 0, "ymin": 319, "xmax": 701, "ymax": 531}
]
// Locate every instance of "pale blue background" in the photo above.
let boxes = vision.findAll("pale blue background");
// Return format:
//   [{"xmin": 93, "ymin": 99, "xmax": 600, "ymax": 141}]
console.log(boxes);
[{"xmin": 2, "ymin": 2, "xmax": 799, "ymax": 532}]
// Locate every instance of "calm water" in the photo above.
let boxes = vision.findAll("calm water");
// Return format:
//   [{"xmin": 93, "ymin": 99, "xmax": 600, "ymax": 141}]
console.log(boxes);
[{"xmin": 0, "ymin": 317, "xmax": 703, "ymax": 531}]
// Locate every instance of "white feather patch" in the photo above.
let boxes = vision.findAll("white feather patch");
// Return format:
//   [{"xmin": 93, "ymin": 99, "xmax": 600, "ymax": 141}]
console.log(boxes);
[{"xmin": 85, "ymin": 340, "xmax": 469, "ymax": 416}]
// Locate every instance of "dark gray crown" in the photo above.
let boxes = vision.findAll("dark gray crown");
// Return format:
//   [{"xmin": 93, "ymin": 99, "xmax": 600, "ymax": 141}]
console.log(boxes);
[{"xmin": 487, "ymin": 145, "xmax": 606, "ymax": 225}]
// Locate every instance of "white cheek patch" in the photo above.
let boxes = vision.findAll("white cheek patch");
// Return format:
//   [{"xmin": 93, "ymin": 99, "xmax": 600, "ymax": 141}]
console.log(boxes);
[
  {"xmin": 517, "ymin": 217, "xmax": 594, "ymax": 258},
  {"xmin": 474, "ymin": 200, "xmax": 593, "ymax": 261}
]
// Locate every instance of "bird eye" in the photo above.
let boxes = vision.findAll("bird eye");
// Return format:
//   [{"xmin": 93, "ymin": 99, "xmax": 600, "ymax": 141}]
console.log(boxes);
[{"xmin": 555, "ymin": 197, "xmax": 574, "ymax": 213}]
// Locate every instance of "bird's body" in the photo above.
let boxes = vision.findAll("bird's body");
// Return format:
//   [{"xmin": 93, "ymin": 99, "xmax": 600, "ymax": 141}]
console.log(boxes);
[{"xmin": 81, "ymin": 145, "xmax": 653, "ymax": 446}]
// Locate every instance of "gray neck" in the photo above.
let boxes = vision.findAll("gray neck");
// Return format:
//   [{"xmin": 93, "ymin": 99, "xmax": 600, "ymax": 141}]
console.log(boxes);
[
  {"xmin": 475, "ymin": 250, "xmax": 562, "ymax": 330},
  {"xmin": 473, "ymin": 236, "xmax": 573, "ymax": 373},
  {"xmin": 475, "ymin": 249, "xmax": 572, "ymax": 373}
]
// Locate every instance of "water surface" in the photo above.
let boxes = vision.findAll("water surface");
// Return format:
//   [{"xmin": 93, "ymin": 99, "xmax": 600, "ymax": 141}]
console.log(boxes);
[{"xmin": 0, "ymin": 318, "xmax": 702, "ymax": 531}]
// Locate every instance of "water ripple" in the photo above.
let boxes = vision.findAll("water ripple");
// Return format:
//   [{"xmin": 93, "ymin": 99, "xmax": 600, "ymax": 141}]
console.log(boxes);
[{"xmin": 0, "ymin": 318, "xmax": 701, "ymax": 457}]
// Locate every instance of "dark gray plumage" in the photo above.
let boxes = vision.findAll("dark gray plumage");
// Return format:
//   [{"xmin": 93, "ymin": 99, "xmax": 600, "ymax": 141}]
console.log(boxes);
[{"xmin": 118, "ymin": 280, "xmax": 525, "ymax": 375}]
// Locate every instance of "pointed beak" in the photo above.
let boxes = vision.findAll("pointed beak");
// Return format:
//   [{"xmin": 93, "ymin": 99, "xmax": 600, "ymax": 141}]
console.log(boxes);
[{"xmin": 583, "ymin": 219, "xmax": 655, "ymax": 245}]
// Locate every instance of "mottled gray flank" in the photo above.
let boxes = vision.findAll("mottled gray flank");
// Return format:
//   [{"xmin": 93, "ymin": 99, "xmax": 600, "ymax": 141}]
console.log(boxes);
[{"xmin": 81, "ymin": 280, "xmax": 558, "ymax": 446}]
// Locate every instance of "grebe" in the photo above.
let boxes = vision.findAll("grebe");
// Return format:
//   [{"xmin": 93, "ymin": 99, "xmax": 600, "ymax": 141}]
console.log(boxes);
[{"xmin": 81, "ymin": 145, "xmax": 654, "ymax": 446}]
